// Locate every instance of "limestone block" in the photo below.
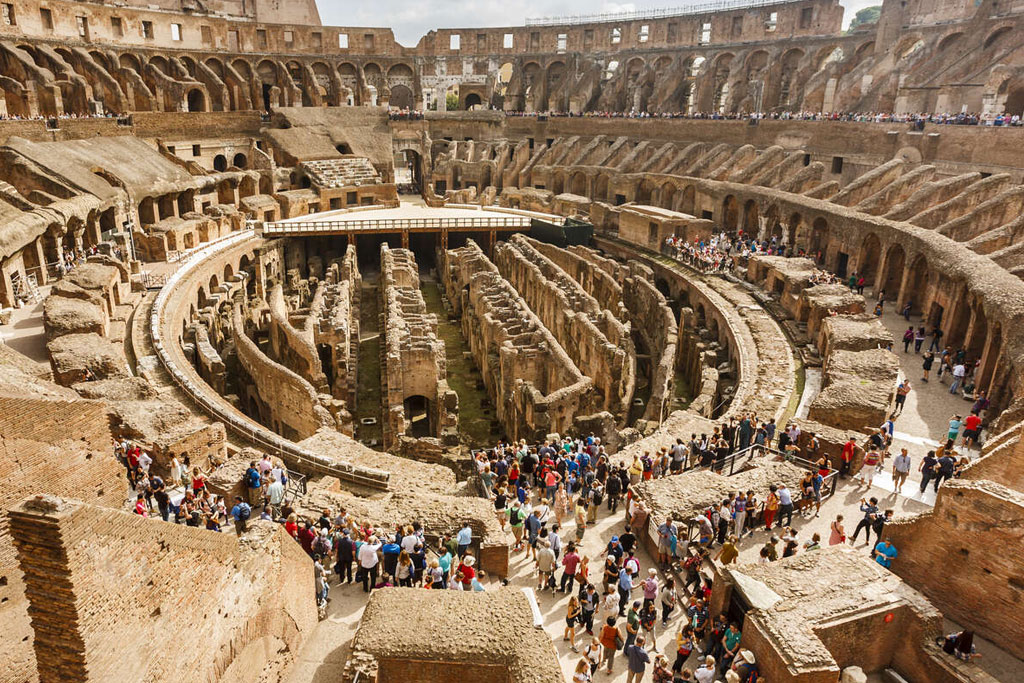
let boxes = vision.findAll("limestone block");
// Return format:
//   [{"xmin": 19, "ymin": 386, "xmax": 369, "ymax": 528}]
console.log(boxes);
[
  {"xmin": 43, "ymin": 295, "xmax": 108, "ymax": 339},
  {"xmin": 841, "ymin": 666, "xmax": 867, "ymax": 683},
  {"xmin": 46, "ymin": 333, "xmax": 130, "ymax": 385}
]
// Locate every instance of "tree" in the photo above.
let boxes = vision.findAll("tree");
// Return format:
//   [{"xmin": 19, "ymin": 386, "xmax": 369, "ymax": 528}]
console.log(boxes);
[
  {"xmin": 848, "ymin": 6, "xmax": 881, "ymax": 32},
  {"xmin": 446, "ymin": 92, "xmax": 460, "ymax": 111}
]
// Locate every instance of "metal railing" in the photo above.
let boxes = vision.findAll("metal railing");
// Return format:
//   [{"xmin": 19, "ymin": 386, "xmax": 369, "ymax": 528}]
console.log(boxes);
[
  {"xmin": 526, "ymin": 0, "xmax": 800, "ymax": 25},
  {"xmin": 263, "ymin": 215, "xmax": 533, "ymax": 235}
]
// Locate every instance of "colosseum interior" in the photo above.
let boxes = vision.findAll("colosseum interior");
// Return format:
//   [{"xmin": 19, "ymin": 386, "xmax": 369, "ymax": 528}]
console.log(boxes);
[{"xmin": 0, "ymin": 0, "xmax": 1023, "ymax": 681}]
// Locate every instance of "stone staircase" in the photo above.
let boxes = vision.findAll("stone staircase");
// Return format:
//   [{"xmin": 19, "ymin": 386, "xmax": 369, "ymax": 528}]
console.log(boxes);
[{"xmin": 301, "ymin": 158, "xmax": 381, "ymax": 188}]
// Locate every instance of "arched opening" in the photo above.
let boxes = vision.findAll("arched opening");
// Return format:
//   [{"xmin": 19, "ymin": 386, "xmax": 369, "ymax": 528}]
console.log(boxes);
[
  {"xmin": 903, "ymin": 255, "xmax": 929, "ymax": 315},
  {"xmin": 464, "ymin": 92, "xmax": 482, "ymax": 110},
  {"xmin": 570, "ymin": 173, "xmax": 588, "ymax": 196},
  {"xmin": 742, "ymin": 200, "xmax": 758, "ymax": 234},
  {"xmin": 763, "ymin": 205, "xmax": 780, "ymax": 241},
  {"xmin": 224, "ymin": 263, "xmax": 235, "ymax": 282},
  {"xmin": 636, "ymin": 179, "xmax": 656, "ymax": 205},
  {"xmin": 857, "ymin": 232, "xmax": 881, "ymax": 285},
  {"xmin": 395, "ymin": 148, "xmax": 423, "ymax": 193},
  {"xmin": 721, "ymin": 195, "xmax": 739, "ymax": 232},
  {"xmin": 679, "ymin": 186, "xmax": 696, "ymax": 215},
  {"xmin": 984, "ymin": 26, "xmax": 1012, "ymax": 50},
  {"xmin": 881, "ymin": 244, "xmax": 905, "ymax": 302},
  {"xmin": 594, "ymin": 174, "xmax": 610, "ymax": 202},
  {"xmin": 186, "ymin": 89, "xmax": 206, "ymax": 112},
  {"xmin": 232, "ymin": 153, "xmax": 248, "ymax": 169},
  {"xmin": 390, "ymin": 84, "xmax": 414, "ymax": 110},
  {"xmin": 403, "ymin": 395, "xmax": 431, "ymax": 437},
  {"xmin": 208, "ymin": 274, "xmax": 220, "ymax": 294},
  {"xmin": 213, "ymin": 155, "xmax": 227, "ymax": 172},
  {"xmin": 809, "ymin": 216, "xmax": 827, "ymax": 254},
  {"xmin": 659, "ymin": 183, "xmax": 676, "ymax": 210}
]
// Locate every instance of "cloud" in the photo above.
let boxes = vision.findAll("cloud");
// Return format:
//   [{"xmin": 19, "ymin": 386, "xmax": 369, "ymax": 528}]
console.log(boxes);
[{"xmin": 316, "ymin": 0, "xmax": 863, "ymax": 47}]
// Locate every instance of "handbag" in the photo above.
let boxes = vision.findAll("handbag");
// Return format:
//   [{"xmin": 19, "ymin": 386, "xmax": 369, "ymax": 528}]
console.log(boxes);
[{"xmin": 614, "ymin": 631, "xmax": 624, "ymax": 650}]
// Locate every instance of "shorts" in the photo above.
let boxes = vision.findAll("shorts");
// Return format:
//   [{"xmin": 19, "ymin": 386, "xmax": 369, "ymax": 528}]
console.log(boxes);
[
  {"xmin": 962, "ymin": 429, "xmax": 977, "ymax": 441},
  {"xmin": 566, "ymin": 616, "xmax": 576, "ymax": 628},
  {"xmin": 658, "ymin": 543, "xmax": 671, "ymax": 555}
]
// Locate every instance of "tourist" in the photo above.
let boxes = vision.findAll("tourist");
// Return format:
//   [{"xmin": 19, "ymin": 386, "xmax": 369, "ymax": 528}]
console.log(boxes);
[
  {"xmin": 962, "ymin": 411, "xmax": 983, "ymax": 450},
  {"xmin": 651, "ymin": 654, "xmax": 673, "ymax": 683},
  {"xmin": 919, "ymin": 450, "xmax": 938, "ymax": 493},
  {"xmin": 763, "ymin": 484, "xmax": 780, "ymax": 530},
  {"xmin": 642, "ymin": 568, "xmax": 659, "ymax": 609},
  {"xmin": 625, "ymin": 600, "xmax": 641, "ymax": 650},
  {"xmin": 892, "ymin": 449, "xmax": 912, "ymax": 493},
  {"xmin": 894, "ymin": 380, "xmax": 911, "ymax": 415},
  {"xmin": 850, "ymin": 497, "xmax": 879, "ymax": 545},
  {"xmin": 660, "ymin": 577, "xmax": 677, "ymax": 624},
  {"xmin": 536, "ymin": 538, "xmax": 556, "ymax": 592},
  {"xmin": 776, "ymin": 483, "xmax": 794, "ymax": 527},
  {"xmin": 625, "ymin": 635, "xmax": 651, "ymax": 682},
  {"xmin": 714, "ymin": 534, "xmax": 739, "ymax": 565},
  {"xmin": 230, "ymin": 495, "xmax": 250, "ymax": 534},
  {"xmin": 829, "ymin": 515, "xmax": 846, "ymax": 545},
  {"xmin": 673, "ymin": 624, "xmax": 696, "ymax": 673},
  {"xmin": 565, "ymin": 595, "xmax": 582, "ymax": 651},
  {"xmin": 902, "ymin": 326, "xmax": 914, "ymax": 353},
  {"xmin": 940, "ymin": 631, "xmax": 980, "ymax": 661},
  {"xmin": 657, "ymin": 517, "xmax": 677, "ymax": 565},
  {"xmin": 860, "ymin": 449, "xmax": 881, "ymax": 487},
  {"xmin": 599, "ymin": 616, "xmax": 622, "ymax": 673},
  {"xmin": 358, "ymin": 535, "xmax": 382, "ymax": 592},
  {"xmin": 244, "ymin": 461, "xmax": 262, "ymax": 506},
  {"xmin": 584, "ymin": 636, "xmax": 602, "ymax": 675},
  {"xmin": 804, "ymin": 533, "xmax": 822, "ymax": 551},
  {"xmin": 572, "ymin": 657, "xmax": 591, "ymax": 682},
  {"xmin": 640, "ymin": 601, "xmax": 658, "ymax": 648},
  {"xmin": 560, "ymin": 542, "xmax": 581, "ymax": 593},
  {"xmin": 618, "ymin": 565, "xmax": 637, "ymax": 616},
  {"xmin": 873, "ymin": 537, "xmax": 898, "ymax": 569},
  {"xmin": 693, "ymin": 655, "xmax": 717, "ymax": 683},
  {"xmin": 922, "ymin": 351, "xmax": 935, "ymax": 381}
]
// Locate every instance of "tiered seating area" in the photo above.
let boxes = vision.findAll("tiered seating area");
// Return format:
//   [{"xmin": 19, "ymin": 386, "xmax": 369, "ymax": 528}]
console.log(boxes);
[{"xmin": 301, "ymin": 158, "xmax": 381, "ymax": 189}]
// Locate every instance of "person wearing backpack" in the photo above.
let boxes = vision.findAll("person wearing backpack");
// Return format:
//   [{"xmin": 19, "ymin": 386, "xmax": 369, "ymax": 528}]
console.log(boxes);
[
  {"xmin": 230, "ymin": 496, "xmax": 251, "ymax": 535},
  {"xmin": 244, "ymin": 461, "xmax": 262, "ymax": 506}
]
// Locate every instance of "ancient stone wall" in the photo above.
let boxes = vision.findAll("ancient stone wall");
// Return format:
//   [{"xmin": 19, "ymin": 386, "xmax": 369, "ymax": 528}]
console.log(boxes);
[
  {"xmin": 883, "ymin": 479, "xmax": 1024, "ymax": 660},
  {"xmin": 379, "ymin": 244, "xmax": 457, "ymax": 450},
  {"xmin": 231, "ymin": 296, "xmax": 336, "ymax": 440},
  {"xmin": 0, "ymin": 396, "xmax": 128, "ymax": 683},
  {"xmin": 9, "ymin": 496, "xmax": 316, "ymax": 683},
  {"xmin": 442, "ymin": 239, "xmax": 592, "ymax": 443},
  {"xmin": 494, "ymin": 234, "xmax": 635, "ymax": 422},
  {"xmin": 315, "ymin": 244, "xmax": 361, "ymax": 408}
]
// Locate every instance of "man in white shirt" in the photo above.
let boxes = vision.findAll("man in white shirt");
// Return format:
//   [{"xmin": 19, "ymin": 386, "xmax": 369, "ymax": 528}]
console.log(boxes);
[
  {"xmin": 892, "ymin": 449, "xmax": 912, "ymax": 494},
  {"xmin": 949, "ymin": 363, "xmax": 966, "ymax": 394},
  {"xmin": 266, "ymin": 476, "xmax": 285, "ymax": 519},
  {"xmin": 137, "ymin": 451, "xmax": 153, "ymax": 473},
  {"xmin": 358, "ymin": 536, "xmax": 382, "ymax": 593}
]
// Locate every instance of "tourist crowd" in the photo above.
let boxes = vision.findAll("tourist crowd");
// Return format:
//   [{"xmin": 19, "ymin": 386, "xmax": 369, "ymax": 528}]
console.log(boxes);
[{"xmin": 503, "ymin": 110, "xmax": 1023, "ymax": 126}]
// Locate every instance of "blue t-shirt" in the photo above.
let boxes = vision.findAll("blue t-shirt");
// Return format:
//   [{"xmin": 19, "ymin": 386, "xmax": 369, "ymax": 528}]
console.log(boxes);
[
  {"xmin": 874, "ymin": 542, "xmax": 897, "ymax": 568},
  {"xmin": 457, "ymin": 527, "xmax": 472, "ymax": 545}
]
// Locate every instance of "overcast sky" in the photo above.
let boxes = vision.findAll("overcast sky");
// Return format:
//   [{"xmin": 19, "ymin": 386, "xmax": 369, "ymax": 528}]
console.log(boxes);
[{"xmin": 317, "ymin": 0, "xmax": 881, "ymax": 47}]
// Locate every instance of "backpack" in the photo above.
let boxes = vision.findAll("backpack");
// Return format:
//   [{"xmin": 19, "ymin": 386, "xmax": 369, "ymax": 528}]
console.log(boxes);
[
  {"xmin": 236, "ymin": 502, "xmax": 251, "ymax": 521},
  {"xmin": 313, "ymin": 534, "xmax": 331, "ymax": 556},
  {"xmin": 245, "ymin": 467, "xmax": 260, "ymax": 488}
]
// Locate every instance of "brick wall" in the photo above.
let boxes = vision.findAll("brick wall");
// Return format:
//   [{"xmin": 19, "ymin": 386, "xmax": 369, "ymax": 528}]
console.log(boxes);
[
  {"xmin": 0, "ymin": 396, "xmax": 127, "ymax": 683},
  {"xmin": 883, "ymin": 479, "xmax": 1024, "ymax": 660},
  {"xmin": 377, "ymin": 658, "xmax": 506, "ymax": 683},
  {"xmin": 132, "ymin": 111, "xmax": 263, "ymax": 140},
  {"xmin": 9, "ymin": 496, "xmax": 316, "ymax": 683}
]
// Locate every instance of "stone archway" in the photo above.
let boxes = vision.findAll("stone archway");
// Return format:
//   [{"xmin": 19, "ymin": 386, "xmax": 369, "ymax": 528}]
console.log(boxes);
[
  {"xmin": 858, "ymin": 232, "xmax": 882, "ymax": 285},
  {"xmin": 902, "ymin": 254, "xmax": 929, "ymax": 315},
  {"xmin": 880, "ymin": 243, "xmax": 905, "ymax": 301}
]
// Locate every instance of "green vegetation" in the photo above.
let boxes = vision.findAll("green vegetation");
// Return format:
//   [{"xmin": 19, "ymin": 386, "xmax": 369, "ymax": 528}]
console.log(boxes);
[{"xmin": 847, "ymin": 6, "xmax": 881, "ymax": 32}]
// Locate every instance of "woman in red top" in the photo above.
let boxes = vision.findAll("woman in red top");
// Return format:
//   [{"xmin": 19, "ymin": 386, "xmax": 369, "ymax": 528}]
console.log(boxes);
[
  {"xmin": 284, "ymin": 513, "xmax": 299, "ymax": 539},
  {"xmin": 191, "ymin": 467, "xmax": 208, "ymax": 495},
  {"xmin": 459, "ymin": 555, "xmax": 476, "ymax": 588}
]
